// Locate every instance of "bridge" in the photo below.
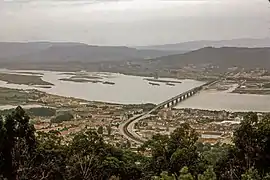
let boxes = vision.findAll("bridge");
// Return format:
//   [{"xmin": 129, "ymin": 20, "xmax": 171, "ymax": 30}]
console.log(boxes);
[
  {"xmin": 119, "ymin": 80, "xmax": 219, "ymax": 145},
  {"xmin": 148, "ymin": 80, "xmax": 216, "ymax": 114}
]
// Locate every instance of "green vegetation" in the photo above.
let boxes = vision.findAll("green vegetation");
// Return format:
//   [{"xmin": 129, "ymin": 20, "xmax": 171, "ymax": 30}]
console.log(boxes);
[
  {"xmin": 27, "ymin": 107, "xmax": 56, "ymax": 117},
  {"xmin": 59, "ymin": 74, "xmax": 103, "ymax": 83},
  {"xmin": 0, "ymin": 73, "xmax": 53, "ymax": 86},
  {"xmin": 0, "ymin": 107, "xmax": 56, "ymax": 117},
  {"xmin": 263, "ymin": 83, "xmax": 270, "ymax": 88},
  {"xmin": 123, "ymin": 103, "xmax": 156, "ymax": 112},
  {"xmin": 97, "ymin": 126, "xmax": 104, "ymax": 135},
  {"xmin": 0, "ymin": 87, "xmax": 39, "ymax": 105},
  {"xmin": 51, "ymin": 112, "xmax": 74, "ymax": 123},
  {"xmin": 1, "ymin": 108, "xmax": 270, "ymax": 179}
]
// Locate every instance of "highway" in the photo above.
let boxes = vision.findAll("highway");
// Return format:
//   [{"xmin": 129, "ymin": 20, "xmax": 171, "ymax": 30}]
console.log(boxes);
[
  {"xmin": 119, "ymin": 80, "xmax": 220, "ymax": 145},
  {"xmin": 118, "ymin": 114, "xmax": 146, "ymax": 144}
]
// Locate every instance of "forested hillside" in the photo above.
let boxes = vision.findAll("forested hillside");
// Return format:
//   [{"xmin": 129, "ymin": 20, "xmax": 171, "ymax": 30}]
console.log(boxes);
[{"xmin": 1, "ymin": 107, "xmax": 270, "ymax": 179}]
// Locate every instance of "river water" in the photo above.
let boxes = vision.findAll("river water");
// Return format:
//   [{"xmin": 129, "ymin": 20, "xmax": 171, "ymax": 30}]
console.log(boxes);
[
  {"xmin": 0, "ymin": 69, "xmax": 270, "ymax": 112},
  {"xmin": 0, "ymin": 69, "xmax": 204, "ymax": 104},
  {"xmin": 175, "ymin": 91, "xmax": 270, "ymax": 112}
]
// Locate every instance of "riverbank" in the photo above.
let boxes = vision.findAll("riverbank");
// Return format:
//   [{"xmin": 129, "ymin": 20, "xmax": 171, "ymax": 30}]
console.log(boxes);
[
  {"xmin": 0, "ymin": 69, "xmax": 204, "ymax": 104},
  {"xmin": 0, "ymin": 73, "xmax": 53, "ymax": 86},
  {"xmin": 0, "ymin": 86, "xmax": 157, "ymax": 146},
  {"xmin": 2, "ymin": 65, "xmax": 220, "ymax": 82}
]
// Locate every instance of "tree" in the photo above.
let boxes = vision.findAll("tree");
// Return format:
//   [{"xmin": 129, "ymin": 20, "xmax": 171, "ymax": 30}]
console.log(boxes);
[
  {"xmin": 0, "ymin": 107, "xmax": 144, "ymax": 180},
  {"xmin": 139, "ymin": 123, "xmax": 203, "ymax": 177},
  {"xmin": 216, "ymin": 113, "xmax": 270, "ymax": 179},
  {"xmin": 0, "ymin": 106, "xmax": 36, "ymax": 180},
  {"xmin": 27, "ymin": 130, "xmax": 66, "ymax": 180},
  {"xmin": 51, "ymin": 112, "xmax": 73, "ymax": 123},
  {"xmin": 27, "ymin": 107, "xmax": 56, "ymax": 117},
  {"xmin": 97, "ymin": 126, "xmax": 104, "ymax": 135},
  {"xmin": 179, "ymin": 167, "xmax": 194, "ymax": 180},
  {"xmin": 126, "ymin": 140, "xmax": 131, "ymax": 149},
  {"xmin": 66, "ymin": 130, "xmax": 142, "ymax": 180},
  {"xmin": 198, "ymin": 167, "xmax": 216, "ymax": 180},
  {"xmin": 152, "ymin": 171, "xmax": 176, "ymax": 180},
  {"xmin": 66, "ymin": 130, "xmax": 106, "ymax": 180},
  {"xmin": 198, "ymin": 142, "xmax": 231, "ymax": 166},
  {"xmin": 234, "ymin": 113, "xmax": 270, "ymax": 174},
  {"xmin": 107, "ymin": 125, "xmax": 112, "ymax": 136},
  {"xmin": 151, "ymin": 167, "xmax": 194, "ymax": 180},
  {"xmin": 241, "ymin": 168, "xmax": 260, "ymax": 180}
]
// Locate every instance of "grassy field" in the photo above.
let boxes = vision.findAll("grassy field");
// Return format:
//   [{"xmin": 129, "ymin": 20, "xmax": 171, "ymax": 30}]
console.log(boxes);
[
  {"xmin": 0, "ymin": 87, "xmax": 39, "ymax": 105},
  {"xmin": 0, "ymin": 73, "xmax": 53, "ymax": 86}
]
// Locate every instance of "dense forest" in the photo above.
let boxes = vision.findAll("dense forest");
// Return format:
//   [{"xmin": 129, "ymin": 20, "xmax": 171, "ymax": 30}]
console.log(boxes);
[{"xmin": 1, "ymin": 107, "xmax": 270, "ymax": 180}]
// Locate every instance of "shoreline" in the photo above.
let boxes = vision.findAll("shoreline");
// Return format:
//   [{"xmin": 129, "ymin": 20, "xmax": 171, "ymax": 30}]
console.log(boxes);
[
  {"xmin": 0, "ymin": 86, "xmax": 268, "ymax": 118},
  {"xmin": 0, "ymin": 69, "xmax": 269, "ymax": 112},
  {"xmin": 2, "ymin": 67, "xmax": 217, "ymax": 81}
]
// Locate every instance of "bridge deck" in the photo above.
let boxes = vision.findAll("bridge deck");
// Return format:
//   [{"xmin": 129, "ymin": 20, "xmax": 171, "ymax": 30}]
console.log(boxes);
[{"xmin": 148, "ymin": 81, "xmax": 215, "ymax": 114}]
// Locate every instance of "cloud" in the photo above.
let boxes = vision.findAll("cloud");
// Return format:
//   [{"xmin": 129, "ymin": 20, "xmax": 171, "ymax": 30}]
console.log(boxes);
[{"xmin": 0, "ymin": 0, "xmax": 268, "ymax": 45}]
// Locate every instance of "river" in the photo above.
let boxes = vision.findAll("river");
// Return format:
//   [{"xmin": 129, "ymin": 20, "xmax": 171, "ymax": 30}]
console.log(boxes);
[
  {"xmin": 175, "ymin": 91, "xmax": 270, "ymax": 112},
  {"xmin": 0, "ymin": 69, "xmax": 204, "ymax": 104},
  {"xmin": 0, "ymin": 69, "xmax": 270, "ymax": 112}
]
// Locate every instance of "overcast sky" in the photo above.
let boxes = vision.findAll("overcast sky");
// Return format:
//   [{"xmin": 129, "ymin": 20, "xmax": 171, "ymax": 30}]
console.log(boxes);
[{"xmin": 0, "ymin": 0, "xmax": 269, "ymax": 46}]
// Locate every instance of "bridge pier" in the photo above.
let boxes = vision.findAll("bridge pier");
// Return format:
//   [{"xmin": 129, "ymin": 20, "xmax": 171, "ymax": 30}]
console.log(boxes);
[{"xmin": 157, "ymin": 83, "xmax": 210, "ymax": 112}]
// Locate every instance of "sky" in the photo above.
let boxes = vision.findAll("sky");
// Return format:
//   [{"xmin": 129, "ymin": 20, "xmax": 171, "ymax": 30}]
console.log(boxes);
[{"xmin": 0, "ymin": 0, "xmax": 269, "ymax": 46}]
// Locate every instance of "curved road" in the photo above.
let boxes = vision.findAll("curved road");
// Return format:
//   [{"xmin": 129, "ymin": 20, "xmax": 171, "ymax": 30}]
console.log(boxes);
[
  {"xmin": 119, "ymin": 113, "xmax": 147, "ymax": 144},
  {"xmin": 119, "ymin": 80, "xmax": 221, "ymax": 145}
]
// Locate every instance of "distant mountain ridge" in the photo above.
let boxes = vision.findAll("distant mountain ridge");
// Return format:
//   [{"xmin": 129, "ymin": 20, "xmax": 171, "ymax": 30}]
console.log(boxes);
[
  {"xmin": 146, "ymin": 47, "xmax": 270, "ymax": 71},
  {"xmin": 1, "ymin": 46, "xmax": 270, "ymax": 73},
  {"xmin": 1, "ymin": 41, "xmax": 270, "ymax": 73},
  {"xmin": 0, "ymin": 42, "xmax": 179, "ymax": 63},
  {"xmin": 137, "ymin": 38, "xmax": 270, "ymax": 51}
]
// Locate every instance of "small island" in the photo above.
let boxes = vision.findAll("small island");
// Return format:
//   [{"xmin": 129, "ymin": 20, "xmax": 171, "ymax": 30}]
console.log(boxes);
[
  {"xmin": 166, "ymin": 82, "xmax": 175, "ymax": 86},
  {"xmin": 59, "ymin": 78, "xmax": 102, "ymax": 83},
  {"xmin": 0, "ymin": 73, "xmax": 53, "ymax": 86},
  {"xmin": 144, "ymin": 78, "xmax": 182, "ymax": 84},
  {"xmin": 149, "ymin": 82, "xmax": 160, "ymax": 86},
  {"xmin": 103, "ymin": 81, "xmax": 115, "ymax": 85}
]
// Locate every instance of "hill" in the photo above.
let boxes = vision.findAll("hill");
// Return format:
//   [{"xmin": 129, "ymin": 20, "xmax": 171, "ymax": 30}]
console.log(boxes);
[
  {"xmin": 0, "ymin": 42, "xmax": 178, "ymax": 63},
  {"xmin": 137, "ymin": 38, "xmax": 270, "ymax": 51},
  {"xmin": 146, "ymin": 47, "xmax": 270, "ymax": 71},
  {"xmin": 1, "ymin": 46, "xmax": 270, "ymax": 74}
]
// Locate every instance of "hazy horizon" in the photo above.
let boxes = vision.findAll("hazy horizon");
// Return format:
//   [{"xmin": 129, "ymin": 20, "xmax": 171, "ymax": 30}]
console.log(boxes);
[
  {"xmin": 0, "ymin": 0, "xmax": 269, "ymax": 46},
  {"xmin": 0, "ymin": 37, "xmax": 270, "ymax": 47}
]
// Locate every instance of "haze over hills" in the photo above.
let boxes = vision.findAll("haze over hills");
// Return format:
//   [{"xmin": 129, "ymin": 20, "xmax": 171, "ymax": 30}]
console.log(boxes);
[
  {"xmin": 145, "ymin": 47, "xmax": 270, "ymax": 71},
  {"xmin": 1, "ymin": 41, "xmax": 270, "ymax": 74},
  {"xmin": 137, "ymin": 38, "xmax": 270, "ymax": 51},
  {"xmin": 0, "ymin": 42, "xmax": 178, "ymax": 63},
  {"xmin": 2, "ymin": 46, "xmax": 270, "ymax": 75}
]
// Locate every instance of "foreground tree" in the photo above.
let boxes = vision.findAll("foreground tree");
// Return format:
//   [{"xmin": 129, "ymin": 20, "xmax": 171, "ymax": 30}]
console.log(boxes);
[
  {"xmin": 0, "ymin": 106, "xmax": 36, "ymax": 180},
  {"xmin": 216, "ymin": 113, "xmax": 270, "ymax": 179},
  {"xmin": 66, "ymin": 130, "xmax": 143, "ymax": 180},
  {"xmin": 140, "ymin": 123, "xmax": 205, "ymax": 177}
]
